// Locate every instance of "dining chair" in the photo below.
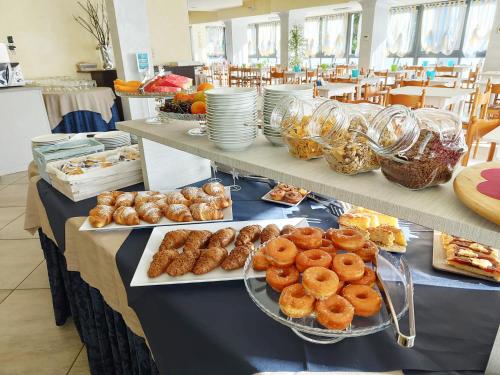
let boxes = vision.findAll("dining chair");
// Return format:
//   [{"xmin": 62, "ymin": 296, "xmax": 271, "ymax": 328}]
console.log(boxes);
[
  {"xmin": 270, "ymin": 71, "xmax": 284, "ymax": 85},
  {"xmin": 463, "ymin": 65, "xmax": 480, "ymax": 88},
  {"xmin": 201, "ymin": 66, "xmax": 213, "ymax": 84},
  {"xmin": 463, "ymin": 80, "xmax": 492, "ymax": 158},
  {"xmin": 386, "ymin": 89, "xmax": 426, "ymax": 109},
  {"xmin": 400, "ymin": 79, "xmax": 429, "ymax": 87},
  {"xmin": 404, "ymin": 65, "xmax": 425, "ymax": 78},
  {"xmin": 228, "ymin": 65, "xmax": 241, "ymax": 87},
  {"xmin": 374, "ymin": 70, "xmax": 389, "ymax": 90},
  {"xmin": 461, "ymin": 116, "xmax": 499, "ymax": 166},
  {"xmin": 302, "ymin": 69, "xmax": 315, "ymax": 84},
  {"xmin": 362, "ymin": 82, "xmax": 386, "ymax": 105},
  {"xmin": 335, "ymin": 65, "xmax": 348, "ymax": 77},
  {"xmin": 435, "ymin": 66, "xmax": 459, "ymax": 78}
]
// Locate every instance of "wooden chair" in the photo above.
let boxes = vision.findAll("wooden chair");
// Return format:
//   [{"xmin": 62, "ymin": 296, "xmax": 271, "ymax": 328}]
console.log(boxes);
[
  {"xmin": 302, "ymin": 69, "xmax": 316, "ymax": 84},
  {"xmin": 461, "ymin": 116, "xmax": 499, "ymax": 166},
  {"xmin": 464, "ymin": 81, "xmax": 492, "ymax": 158},
  {"xmin": 270, "ymin": 71, "xmax": 284, "ymax": 85},
  {"xmin": 404, "ymin": 65, "xmax": 425, "ymax": 78},
  {"xmin": 362, "ymin": 82, "xmax": 386, "ymax": 105},
  {"xmin": 228, "ymin": 65, "xmax": 241, "ymax": 87},
  {"xmin": 490, "ymin": 83, "xmax": 500, "ymax": 106},
  {"xmin": 335, "ymin": 65, "xmax": 348, "ymax": 77},
  {"xmin": 374, "ymin": 70, "xmax": 389, "ymax": 89},
  {"xmin": 463, "ymin": 65, "xmax": 480, "ymax": 88},
  {"xmin": 386, "ymin": 89, "xmax": 426, "ymax": 109},
  {"xmin": 400, "ymin": 79, "xmax": 429, "ymax": 87},
  {"xmin": 201, "ymin": 66, "xmax": 213, "ymax": 84},
  {"xmin": 435, "ymin": 66, "xmax": 459, "ymax": 78}
]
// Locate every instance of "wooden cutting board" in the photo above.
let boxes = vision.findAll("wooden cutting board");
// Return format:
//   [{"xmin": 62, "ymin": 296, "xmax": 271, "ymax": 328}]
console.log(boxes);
[{"xmin": 453, "ymin": 161, "xmax": 500, "ymax": 225}]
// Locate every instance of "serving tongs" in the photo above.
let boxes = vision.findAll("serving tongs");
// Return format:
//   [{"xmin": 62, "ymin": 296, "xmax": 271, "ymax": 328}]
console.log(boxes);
[{"xmin": 373, "ymin": 253, "xmax": 416, "ymax": 348}]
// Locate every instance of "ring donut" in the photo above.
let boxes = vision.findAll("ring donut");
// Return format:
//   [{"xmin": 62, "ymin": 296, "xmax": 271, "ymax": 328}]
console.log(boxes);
[
  {"xmin": 315, "ymin": 294, "xmax": 354, "ymax": 330},
  {"xmin": 288, "ymin": 227, "xmax": 323, "ymax": 249},
  {"xmin": 279, "ymin": 283, "xmax": 315, "ymax": 318},
  {"xmin": 264, "ymin": 237, "xmax": 298, "ymax": 267},
  {"xmin": 266, "ymin": 265, "xmax": 300, "ymax": 292},
  {"xmin": 341, "ymin": 284, "xmax": 382, "ymax": 317},
  {"xmin": 295, "ymin": 249, "xmax": 332, "ymax": 272},
  {"xmin": 350, "ymin": 267, "xmax": 376, "ymax": 287},
  {"xmin": 332, "ymin": 253, "xmax": 365, "ymax": 282},
  {"xmin": 302, "ymin": 266, "xmax": 339, "ymax": 300},
  {"xmin": 284, "ymin": 191, "xmax": 303, "ymax": 204},
  {"xmin": 353, "ymin": 240, "xmax": 378, "ymax": 263},
  {"xmin": 326, "ymin": 228, "xmax": 365, "ymax": 250},
  {"xmin": 252, "ymin": 248, "xmax": 270, "ymax": 271},
  {"xmin": 270, "ymin": 189, "xmax": 286, "ymax": 201},
  {"xmin": 318, "ymin": 238, "xmax": 336, "ymax": 256}
]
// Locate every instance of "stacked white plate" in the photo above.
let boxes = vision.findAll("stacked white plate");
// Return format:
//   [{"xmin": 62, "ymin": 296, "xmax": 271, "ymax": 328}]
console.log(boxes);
[
  {"xmin": 31, "ymin": 134, "xmax": 70, "ymax": 148},
  {"xmin": 205, "ymin": 88, "xmax": 258, "ymax": 151},
  {"xmin": 94, "ymin": 131, "xmax": 131, "ymax": 150}
]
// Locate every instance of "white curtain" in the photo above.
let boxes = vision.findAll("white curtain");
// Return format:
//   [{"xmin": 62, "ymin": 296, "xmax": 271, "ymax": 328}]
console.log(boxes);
[
  {"xmin": 258, "ymin": 22, "xmax": 279, "ymax": 57},
  {"xmin": 386, "ymin": 7, "xmax": 417, "ymax": 57},
  {"xmin": 463, "ymin": 0, "xmax": 497, "ymax": 56},
  {"xmin": 420, "ymin": 2, "xmax": 467, "ymax": 55},
  {"xmin": 321, "ymin": 14, "xmax": 348, "ymax": 57},
  {"xmin": 247, "ymin": 25, "xmax": 257, "ymax": 56},
  {"xmin": 206, "ymin": 26, "xmax": 225, "ymax": 57},
  {"xmin": 304, "ymin": 18, "xmax": 321, "ymax": 57}
]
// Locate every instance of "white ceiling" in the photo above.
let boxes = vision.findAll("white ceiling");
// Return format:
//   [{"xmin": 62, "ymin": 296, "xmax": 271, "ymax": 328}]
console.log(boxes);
[{"xmin": 187, "ymin": 0, "xmax": 243, "ymax": 11}]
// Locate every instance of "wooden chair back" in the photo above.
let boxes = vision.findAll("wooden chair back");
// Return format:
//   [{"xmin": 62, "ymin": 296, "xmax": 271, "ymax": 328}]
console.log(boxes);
[
  {"xmin": 490, "ymin": 83, "xmax": 500, "ymax": 104},
  {"xmin": 435, "ymin": 66, "xmax": 458, "ymax": 78},
  {"xmin": 270, "ymin": 71, "xmax": 284, "ymax": 84},
  {"xmin": 374, "ymin": 70, "xmax": 389, "ymax": 87},
  {"xmin": 469, "ymin": 80, "xmax": 492, "ymax": 122},
  {"xmin": 386, "ymin": 89, "xmax": 426, "ymax": 109},
  {"xmin": 363, "ymin": 83, "xmax": 385, "ymax": 105},
  {"xmin": 462, "ymin": 116, "xmax": 500, "ymax": 165},
  {"xmin": 464, "ymin": 65, "xmax": 480, "ymax": 88},
  {"xmin": 404, "ymin": 65, "xmax": 425, "ymax": 78},
  {"xmin": 400, "ymin": 79, "xmax": 429, "ymax": 87},
  {"xmin": 335, "ymin": 65, "xmax": 348, "ymax": 76}
]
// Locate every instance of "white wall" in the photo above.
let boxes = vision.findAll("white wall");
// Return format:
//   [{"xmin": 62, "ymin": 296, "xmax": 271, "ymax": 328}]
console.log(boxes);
[
  {"xmin": 224, "ymin": 18, "xmax": 250, "ymax": 65},
  {"xmin": 358, "ymin": 0, "xmax": 390, "ymax": 70}
]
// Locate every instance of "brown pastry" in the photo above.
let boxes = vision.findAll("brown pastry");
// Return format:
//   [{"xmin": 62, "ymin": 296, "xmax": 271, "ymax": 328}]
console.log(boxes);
[
  {"xmin": 163, "ymin": 204, "xmax": 193, "ymax": 222},
  {"xmin": 166, "ymin": 251, "xmax": 198, "ymax": 276},
  {"xmin": 269, "ymin": 189, "xmax": 286, "ymax": 201},
  {"xmin": 97, "ymin": 191, "xmax": 121, "ymax": 206},
  {"xmin": 136, "ymin": 202, "xmax": 162, "ymax": 224},
  {"xmin": 281, "ymin": 224, "xmax": 296, "ymax": 235},
  {"xmin": 202, "ymin": 182, "xmax": 226, "ymax": 196},
  {"xmin": 159, "ymin": 229, "xmax": 191, "ymax": 250},
  {"xmin": 181, "ymin": 186, "xmax": 203, "ymax": 200},
  {"xmin": 135, "ymin": 191, "xmax": 158, "ymax": 206},
  {"xmin": 260, "ymin": 224, "xmax": 281, "ymax": 243},
  {"xmin": 208, "ymin": 228, "xmax": 236, "ymax": 248},
  {"xmin": 113, "ymin": 206, "xmax": 140, "ymax": 226},
  {"xmin": 221, "ymin": 243, "xmax": 254, "ymax": 270},
  {"xmin": 115, "ymin": 192, "xmax": 137, "ymax": 207},
  {"xmin": 190, "ymin": 195, "xmax": 232, "ymax": 209},
  {"xmin": 89, "ymin": 205, "xmax": 115, "ymax": 228},
  {"xmin": 192, "ymin": 247, "xmax": 228, "ymax": 275},
  {"xmin": 235, "ymin": 225, "xmax": 262, "ymax": 246},
  {"xmin": 153, "ymin": 198, "xmax": 169, "ymax": 210},
  {"xmin": 165, "ymin": 192, "xmax": 191, "ymax": 206},
  {"xmin": 284, "ymin": 191, "xmax": 303, "ymax": 204},
  {"xmin": 147, "ymin": 249, "xmax": 178, "ymax": 278},
  {"xmin": 190, "ymin": 203, "xmax": 224, "ymax": 221},
  {"xmin": 184, "ymin": 230, "xmax": 212, "ymax": 252}
]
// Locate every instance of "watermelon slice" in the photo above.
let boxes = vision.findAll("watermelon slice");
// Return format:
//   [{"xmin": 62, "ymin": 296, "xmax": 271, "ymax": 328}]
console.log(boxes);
[{"xmin": 161, "ymin": 74, "xmax": 193, "ymax": 90}]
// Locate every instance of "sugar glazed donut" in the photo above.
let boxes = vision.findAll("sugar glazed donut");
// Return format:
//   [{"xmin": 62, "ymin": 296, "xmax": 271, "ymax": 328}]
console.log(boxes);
[
  {"xmin": 288, "ymin": 227, "xmax": 323, "ymax": 249},
  {"xmin": 353, "ymin": 240, "xmax": 378, "ymax": 262},
  {"xmin": 327, "ymin": 228, "xmax": 366, "ymax": 250},
  {"xmin": 302, "ymin": 266, "xmax": 339, "ymax": 300},
  {"xmin": 295, "ymin": 249, "xmax": 332, "ymax": 272},
  {"xmin": 279, "ymin": 283, "xmax": 315, "ymax": 318},
  {"xmin": 342, "ymin": 284, "xmax": 382, "ymax": 317},
  {"xmin": 318, "ymin": 238, "xmax": 336, "ymax": 256},
  {"xmin": 315, "ymin": 295, "xmax": 355, "ymax": 330},
  {"xmin": 266, "ymin": 266, "xmax": 300, "ymax": 292},
  {"xmin": 350, "ymin": 267, "xmax": 376, "ymax": 287},
  {"xmin": 332, "ymin": 253, "xmax": 365, "ymax": 282},
  {"xmin": 264, "ymin": 237, "xmax": 298, "ymax": 267},
  {"xmin": 252, "ymin": 248, "xmax": 270, "ymax": 271}
]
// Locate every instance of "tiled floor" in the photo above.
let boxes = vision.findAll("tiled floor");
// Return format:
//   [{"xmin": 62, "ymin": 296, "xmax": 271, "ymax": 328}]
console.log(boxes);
[{"xmin": 0, "ymin": 171, "xmax": 90, "ymax": 375}]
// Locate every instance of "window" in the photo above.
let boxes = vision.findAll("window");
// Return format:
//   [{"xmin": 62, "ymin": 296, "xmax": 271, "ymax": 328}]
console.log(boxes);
[
  {"xmin": 190, "ymin": 24, "xmax": 226, "ymax": 63},
  {"xmin": 462, "ymin": 0, "xmax": 497, "ymax": 56},
  {"xmin": 206, "ymin": 26, "xmax": 226, "ymax": 58},
  {"xmin": 387, "ymin": 7, "xmax": 418, "ymax": 57},
  {"xmin": 247, "ymin": 21, "xmax": 280, "ymax": 61},
  {"xmin": 304, "ymin": 18, "xmax": 321, "ymax": 57}
]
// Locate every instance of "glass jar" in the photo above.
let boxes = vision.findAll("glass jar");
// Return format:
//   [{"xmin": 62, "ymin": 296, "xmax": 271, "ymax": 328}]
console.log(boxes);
[
  {"xmin": 308, "ymin": 100, "xmax": 383, "ymax": 175},
  {"xmin": 270, "ymin": 96, "xmax": 327, "ymax": 160},
  {"xmin": 368, "ymin": 106, "xmax": 466, "ymax": 190}
]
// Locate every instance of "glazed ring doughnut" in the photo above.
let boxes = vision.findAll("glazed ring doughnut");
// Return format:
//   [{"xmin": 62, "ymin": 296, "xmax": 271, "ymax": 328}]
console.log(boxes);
[
  {"xmin": 279, "ymin": 283, "xmax": 315, "ymax": 318},
  {"xmin": 302, "ymin": 266, "xmax": 339, "ymax": 300},
  {"xmin": 295, "ymin": 249, "xmax": 332, "ymax": 272},
  {"xmin": 332, "ymin": 253, "xmax": 365, "ymax": 282},
  {"xmin": 284, "ymin": 191, "xmax": 303, "ymax": 204},
  {"xmin": 326, "ymin": 228, "xmax": 365, "ymax": 250},
  {"xmin": 270, "ymin": 189, "xmax": 286, "ymax": 201},
  {"xmin": 252, "ymin": 249, "xmax": 270, "ymax": 271},
  {"xmin": 318, "ymin": 238, "xmax": 336, "ymax": 256},
  {"xmin": 341, "ymin": 284, "xmax": 382, "ymax": 317},
  {"xmin": 288, "ymin": 227, "xmax": 323, "ymax": 250},
  {"xmin": 264, "ymin": 237, "xmax": 298, "ymax": 267},
  {"xmin": 336, "ymin": 280, "xmax": 345, "ymax": 294},
  {"xmin": 266, "ymin": 265, "xmax": 300, "ymax": 292},
  {"xmin": 350, "ymin": 267, "xmax": 376, "ymax": 287},
  {"xmin": 315, "ymin": 294, "xmax": 355, "ymax": 330},
  {"xmin": 353, "ymin": 240, "xmax": 378, "ymax": 263},
  {"xmin": 277, "ymin": 183, "xmax": 294, "ymax": 192}
]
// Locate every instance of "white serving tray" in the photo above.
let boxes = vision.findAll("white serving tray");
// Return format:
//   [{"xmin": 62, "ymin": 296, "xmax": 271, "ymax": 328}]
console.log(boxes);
[
  {"xmin": 130, "ymin": 217, "xmax": 308, "ymax": 287},
  {"xmin": 79, "ymin": 187, "xmax": 233, "ymax": 231},
  {"xmin": 432, "ymin": 231, "xmax": 500, "ymax": 283},
  {"xmin": 261, "ymin": 190, "xmax": 308, "ymax": 207}
]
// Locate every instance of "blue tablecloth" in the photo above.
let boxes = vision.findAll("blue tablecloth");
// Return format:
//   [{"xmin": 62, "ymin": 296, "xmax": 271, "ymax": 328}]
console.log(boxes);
[
  {"xmin": 35, "ymin": 174, "xmax": 500, "ymax": 374},
  {"xmin": 51, "ymin": 104, "xmax": 119, "ymax": 133}
]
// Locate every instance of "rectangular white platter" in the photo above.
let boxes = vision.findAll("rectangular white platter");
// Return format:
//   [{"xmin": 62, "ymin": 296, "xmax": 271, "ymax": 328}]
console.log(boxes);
[
  {"xmin": 432, "ymin": 231, "xmax": 500, "ymax": 283},
  {"xmin": 261, "ymin": 190, "xmax": 308, "ymax": 207},
  {"xmin": 79, "ymin": 187, "xmax": 233, "ymax": 231},
  {"xmin": 130, "ymin": 217, "xmax": 308, "ymax": 287}
]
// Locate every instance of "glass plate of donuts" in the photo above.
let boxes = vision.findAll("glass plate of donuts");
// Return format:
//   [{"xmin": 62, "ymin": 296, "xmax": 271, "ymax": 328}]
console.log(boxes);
[{"xmin": 243, "ymin": 238, "xmax": 413, "ymax": 345}]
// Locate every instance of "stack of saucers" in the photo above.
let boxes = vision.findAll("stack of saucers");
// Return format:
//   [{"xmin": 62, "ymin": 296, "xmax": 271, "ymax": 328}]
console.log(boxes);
[
  {"xmin": 94, "ymin": 131, "xmax": 131, "ymax": 150},
  {"xmin": 31, "ymin": 134, "xmax": 70, "ymax": 148},
  {"xmin": 263, "ymin": 84, "xmax": 314, "ymax": 146},
  {"xmin": 205, "ymin": 88, "xmax": 257, "ymax": 151}
]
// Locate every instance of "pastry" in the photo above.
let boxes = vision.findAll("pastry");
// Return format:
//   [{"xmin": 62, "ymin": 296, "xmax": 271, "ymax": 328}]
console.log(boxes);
[
  {"xmin": 112, "ymin": 206, "xmax": 140, "ymax": 226},
  {"xmin": 147, "ymin": 249, "xmax": 178, "ymax": 278},
  {"xmin": 181, "ymin": 186, "xmax": 203, "ymax": 200},
  {"xmin": 97, "ymin": 191, "xmax": 121, "ymax": 206},
  {"xmin": 114, "ymin": 192, "xmax": 137, "ymax": 207},
  {"xmin": 235, "ymin": 224, "xmax": 262, "ymax": 246},
  {"xmin": 89, "ymin": 205, "xmax": 115, "ymax": 228},
  {"xmin": 192, "ymin": 247, "xmax": 228, "ymax": 275},
  {"xmin": 339, "ymin": 213, "xmax": 373, "ymax": 230},
  {"xmin": 165, "ymin": 192, "xmax": 191, "ymax": 206},
  {"xmin": 208, "ymin": 228, "xmax": 236, "ymax": 248},
  {"xmin": 367, "ymin": 226, "xmax": 395, "ymax": 247},
  {"xmin": 184, "ymin": 230, "xmax": 212, "ymax": 251},
  {"xmin": 280, "ymin": 224, "xmax": 296, "ymax": 235},
  {"xmin": 221, "ymin": 243, "xmax": 254, "ymax": 270},
  {"xmin": 260, "ymin": 224, "xmax": 280, "ymax": 243},
  {"xmin": 269, "ymin": 189, "xmax": 286, "ymax": 201},
  {"xmin": 136, "ymin": 202, "xmax": 162, "ymax": 224},
  {"xmin": 135, "ymin": 191, "xmax": 158, "ymax": 206},
  {"xmin": 163, "ymin": 204, "xmax": 193, "ymax": 222},
  {"xmin": 166, "ymin": 251, "xmax": 198, "ymax": 276},
  {"xmin": 284, "ymin": 191, "xmax": 302, "ymax": 204},
  {"xmin": 190, "ymin": 203, "xmax": 224, "ymax": 221},
  {"xmin": 190, "ymin": 195, "xmax": 232, "ymax": 209},
  {"xmin": 159, "ymin": 229, "xmax": 191, "ymax": 250},
  {"xmin": 202, "ymin": 182, "xmax": 226, "ymax": 196}
]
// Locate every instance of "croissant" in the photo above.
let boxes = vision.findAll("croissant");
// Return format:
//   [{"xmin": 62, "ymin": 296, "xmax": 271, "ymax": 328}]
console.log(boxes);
[
  {"xmin": 221, "ymin": 243, "xmax": 254, "ymax": 270},
  {"xmin": 166, "ymin": 251, "xmax": 198, "ymax": 276},
  {"xmin": 89, "ymin": 205, "xmax": 115, "ymax": 228},
  {"xmin": 202, "ymin": 182, "xmax": 226, "ymax": 197},
  {"xmin": 208, "ymin": 227, "xmax": 236, "ymax": 248},
  {"xmin": 113, "ymin": 206, "xmax": 140, "ymax": 226},
  {"xmin": 149, "ymin": 193, "xmax": 167, "ymax": 202},
  {"xmin": 235, "ymin": 224, "xmax": 262, "ymax": 246},
  {"xmin": 147, "ymin": 249, "xmax": 178, "ymax": 278},
  {"xmin": 153, "ymin": 198, "xmax": 168, "ymax": 210},
  {"xmin": 280, "ymin": 224, "xmax": 296, "ymax": 235},
  {"xmin": 181, "ymin": 186, "xmax": 203, "ymax": 200},
  {"xmin": 184, "ymin": 230, "xmax": 212, "ymax": 252},
  {"xmin": 135, "ymin": 191, "xmax": 156, "ymax": 206},
  {"xmin": 190, "ymin": 203, "xmax": 224, "ymax": 221},
  {"xmin": 97, "ymin": 191, "xmax": 118, "ymax": 206},
  {"xmin": 136, "ymin": 202, "xmax": 162, "ymax": 224},
  {"xmin": 115, "ymin": 192, "xmax": 137, "ymax": 207},
  {"xmin": 190, "ymin": 195, "xmax": 232, "ymax": 209},
  {"xmin": 192, "ymin": 247, "xmax": 228, "ymax": 275},
  {"xmin": 160, "ymin": 229, "xmax": 191, "ymax": 250},
  {"xmin": 260, "ymin": 224, "xmax": 281, "ymax": 243},
  {"xmin": 163, "ymin": 204, "xmax": 193, "ymax": 222},
  {"xmin": 165, "ymin": 192, "xmax": 190, "ymax": 206}
]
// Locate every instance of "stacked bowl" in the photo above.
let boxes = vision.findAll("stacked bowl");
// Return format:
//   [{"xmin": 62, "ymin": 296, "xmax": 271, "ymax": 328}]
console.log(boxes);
[
  {"xmin": 94, "ymin": 131, "xmax": 131, "ymax": 150},
  {"xmin": 205, "ymin": 88, "xmax": 257, "ymax": 151},
  {"xmin": 263, "ymin": 85, "xmax": 314, "ymax": 146}
]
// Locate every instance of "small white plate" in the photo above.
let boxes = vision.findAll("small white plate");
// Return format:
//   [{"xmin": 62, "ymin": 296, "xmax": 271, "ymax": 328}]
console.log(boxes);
[
  {"xmin": 261, "ymin": 189, "xmax": 308, "ymax": 207},
  {"xmin": 206, "ymin": 87, "xmax": 257, "ymax": 96}
]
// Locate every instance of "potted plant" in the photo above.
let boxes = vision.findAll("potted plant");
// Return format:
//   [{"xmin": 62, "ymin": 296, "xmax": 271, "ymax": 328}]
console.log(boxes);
[
  {"xmin": 391, "ymin": 57, "xmax": 400, "ymax": 72},
  {"xmin": 288, "ymin": 25, "xmax": 305, "ymax": 71},
  {"xmin": 74, "ymin": 0, "xmax": 113, "ymax": 70}
]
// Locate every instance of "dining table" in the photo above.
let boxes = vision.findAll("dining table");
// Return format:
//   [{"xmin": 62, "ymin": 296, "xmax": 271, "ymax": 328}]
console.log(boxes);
[{"xmin": 316, "ymin": 82, "xmax": 357, "ymax": 99}]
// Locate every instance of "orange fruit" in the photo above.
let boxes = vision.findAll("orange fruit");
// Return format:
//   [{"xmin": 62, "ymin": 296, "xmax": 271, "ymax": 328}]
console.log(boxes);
[
  {"xmin": 191, "ymin": 101, "xmax": 207, "ymax": 114},
  {"xmin": 173, "ymin": 92, "xmax": 191, "ymax": 103},
  {"xmin": 197, "ymin": 82, "xmax": 214, "ymax": 91},
  {"xmin": 193, "ymin": 91, "xmax": 206, "ymax": 103}
]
